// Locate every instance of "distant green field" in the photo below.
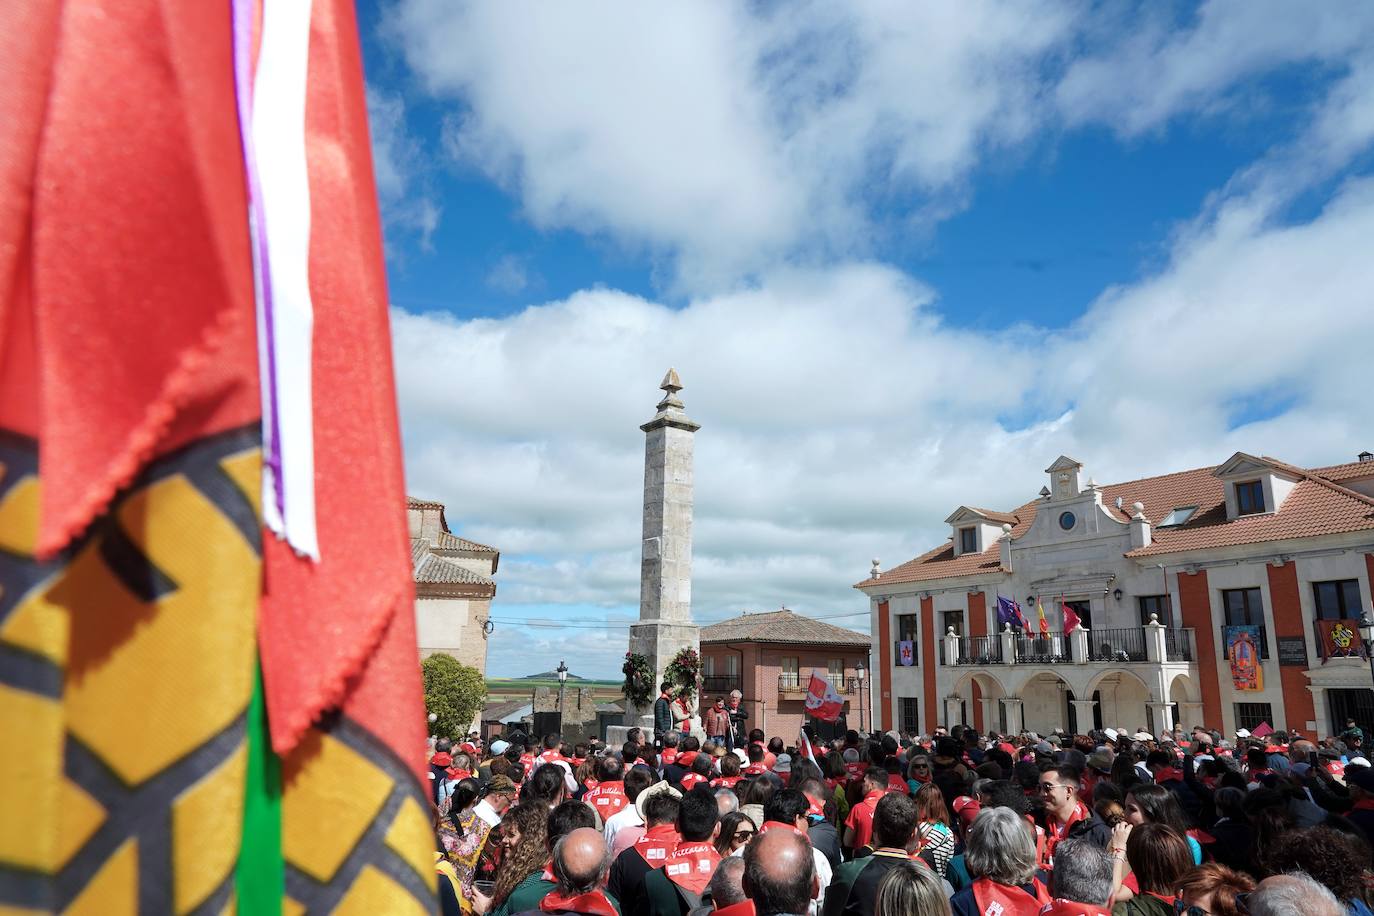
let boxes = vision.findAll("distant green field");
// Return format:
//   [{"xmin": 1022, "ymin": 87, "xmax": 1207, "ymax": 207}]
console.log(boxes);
[{"xmin": 486, "ymin": 677, "xmax": 622, "ymax": 698}]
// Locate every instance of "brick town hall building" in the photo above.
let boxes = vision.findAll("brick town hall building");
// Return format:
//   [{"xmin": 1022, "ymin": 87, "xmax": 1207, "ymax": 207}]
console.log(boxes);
[{"xmin": 857, "ymin": 451, "xmax": 1374, "ymax": 740}]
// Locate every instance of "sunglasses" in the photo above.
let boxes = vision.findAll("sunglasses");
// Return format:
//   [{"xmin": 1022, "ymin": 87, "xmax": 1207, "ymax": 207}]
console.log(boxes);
[
  {"xmin": 732, "ymin": 831, "xmax": 755, "ymax": 842},
  {"xmin": 1038, "ymin": 783, "xmax": 1071, "ymax": 794},
  {"xmin": 1175, "ymin": 901, "xmax": 1213, "ymax": 916}
]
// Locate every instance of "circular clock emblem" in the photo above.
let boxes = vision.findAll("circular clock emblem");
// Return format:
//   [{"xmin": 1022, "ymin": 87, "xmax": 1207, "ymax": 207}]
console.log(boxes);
[{"xmin": 1058, "ymin": 511, "xmax": 1076, "ymax": 530}]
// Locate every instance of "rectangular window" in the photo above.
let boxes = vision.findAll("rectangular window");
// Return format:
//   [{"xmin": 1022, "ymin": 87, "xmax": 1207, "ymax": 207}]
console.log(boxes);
[
  {"xmin": 1158, "ymin": 506, "xmax": 1198, "ymax": 528},
  {"xmin": 959, "ymin": 527, "xmax": 977, "ymax": 554},
  {"xmin": 1222, "ymin": 587, "xmax": 1268, "ymax": 658},
  {"xmin": 780, "ymin": 656, "xmax": 799, "ymax": 687},
  {"xmin": 725, "ymin": 654, "xmax": 739, "ymax": 677},
  {"xmin": 899, "ymin": 697, "xmax": 919, "ymax": 735},
  {"xmin": 1234, "ymin": 702, "xmax": 1273, "ymax": 733},
  {"xmin": 942, "ymin": 611, "xmax": 964, "ymax": 637},
  {"xmin": 703, "ymin": 655, "xmax": 715, "ymax": 676},
  {"xmin": 1236, "ymin": 480, "xmax": 1265, "ymax": 515},
  {"xmin": 1314, "ymin": 580, "xmax": 1363, "ymax": 620},
  {"xmin": 897, "ymin": 614, "xmax": 919, "ymax": 641},
  {"xmin": 828, "ymin": 658, "xmax": 844, "ymax": 681},
  {"xmin": 1139, "ymin": 594, "xmax": 1173, "ymax": 627}
]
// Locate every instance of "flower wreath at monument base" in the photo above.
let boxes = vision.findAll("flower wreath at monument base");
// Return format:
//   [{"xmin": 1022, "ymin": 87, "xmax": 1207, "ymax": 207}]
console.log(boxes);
[
  {"xmin": 621, "ymin": 652, "xmax": 654, "ymax": 708},
  {"xmin": 664, "ymin": 646, "xmax": 701, "ymax": 701}
]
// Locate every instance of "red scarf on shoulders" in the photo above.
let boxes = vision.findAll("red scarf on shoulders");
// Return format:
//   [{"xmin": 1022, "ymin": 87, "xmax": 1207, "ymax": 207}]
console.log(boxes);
[
  {"xmin": 539, "ymin": 888, "xmax": 619, "ymax": 916},
  {"xmin": 973, "ymin": 876, "xmax": 1050, "ymax": 915},
  {"xmin": 1154, "ymin": 766, "xmax": 1184, "ymax": 783},
  {"xmin": 1045, "ymin": 801, "xmax": 1088, "ymax": 862},
  {"xmin": 663, "ymin": 840, "xmax": 721, "ymax": 894},
  {"xmin": 634, "ymin": 823, "xmax": 681, "ymax": 866},
  {"xmin": 1040, "ymin": 898, "xmax": 1111, "ymax": 916}
]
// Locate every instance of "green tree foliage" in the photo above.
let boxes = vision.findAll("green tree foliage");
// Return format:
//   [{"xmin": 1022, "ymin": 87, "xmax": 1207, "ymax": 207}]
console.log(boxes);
[{"xmin": 422, "ymin": 654, "xmax": 487, "ymax": 739}]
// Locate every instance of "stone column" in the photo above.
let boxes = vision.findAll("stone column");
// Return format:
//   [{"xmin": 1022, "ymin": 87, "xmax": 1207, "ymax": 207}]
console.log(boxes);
[
  {"xmin": 627, "ymin": 370, "xmax": 703, "ymax": 734},
  {"xmin": 945, "ymin": 696, "xmax": 964, "ymax": 729},
  {"xmin": 1145, "ymin": 614, "xmax": 1167, "ymax": 663},
  {"xmin": 1149, "ymin": 702, "xmax": 1176, "ymax": 734},
  {"xmin": 1070, "ymin": 627, "xmax": 1090, "ymax": 664},
  {"xmin": 1071, "ymin": 699, "xmax": 1098, "ymax": 733},
  {"xmin": 1179, "ymin": 702, "xmax": 1206, "ymax": 731},
  {"xmin": 980, "ymin": 697, "xmax": 998, "ymax": 733},
  {"xmin": 1003, "ymin": 697, "xmax": 1024, "ymax": 736}
]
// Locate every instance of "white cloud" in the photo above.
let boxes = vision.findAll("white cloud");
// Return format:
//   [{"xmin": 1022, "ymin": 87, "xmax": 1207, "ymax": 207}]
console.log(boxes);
[
  {"xmin": 384, "ymin": 1, "xmax": 1083, "ymax": 288},
  {"xmin": 395, "ymin": 175, "xmax": 1374, "ymax": 676},
  {"xmin": 365, "ymin": 86, "xmax": 441, "ymax": 249},
  {"xmin": 485, "ymin": 254, "xmax": 535, "ymax": 295}
]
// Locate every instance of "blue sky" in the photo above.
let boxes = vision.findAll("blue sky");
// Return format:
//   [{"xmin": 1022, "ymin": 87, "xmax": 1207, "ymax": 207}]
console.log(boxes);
[{"xmin": 361, "ymin": 2, "xmax": 1374, "ymax": 678}]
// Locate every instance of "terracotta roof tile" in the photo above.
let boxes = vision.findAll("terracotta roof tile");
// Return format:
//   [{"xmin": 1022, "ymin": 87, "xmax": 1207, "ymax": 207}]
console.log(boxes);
[
  {"xmin": 407, "ymin": 495, "xmax": 445, "ymax": 509},
  {"xmin": 1310, "ymin": 460, "xmax": 1374, "ymax": 483},
  {"xmin": 967, "ymin": 507, "xmax": 1019, "ymax": 525},
  {"xmin": 414, "ymin": 553, "xmax": 495, "ymax": 587},
  {"xmin": 435, "ymin": 530, "xmax": 499, "ymax": 554},
  {"xmin": 862, "ymin": 457, "xmax": 1374, "ymax": 587},
  {"xmin": 700, "ymin": 609, "xmax": 870, "ymax": 647}
]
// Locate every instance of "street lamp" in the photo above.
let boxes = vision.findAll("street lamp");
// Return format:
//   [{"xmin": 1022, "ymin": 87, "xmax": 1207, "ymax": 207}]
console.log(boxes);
[
  {"xmin": 556, "ymin": 660, "xmax": 569, "ymax": 725},
  {"xmin": 855, "ymin": 661, "xmax": 867, "ymax": 734}
]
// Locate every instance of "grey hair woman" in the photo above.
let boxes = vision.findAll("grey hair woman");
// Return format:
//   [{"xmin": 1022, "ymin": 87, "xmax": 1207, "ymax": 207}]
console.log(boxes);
[
  {"xmin": 965, "ymin": 807, "xmax": 1037, "ymax": 886},
  {"xmin": 874, "ymin": 860, "xmax": 952, "ymax": 916}
]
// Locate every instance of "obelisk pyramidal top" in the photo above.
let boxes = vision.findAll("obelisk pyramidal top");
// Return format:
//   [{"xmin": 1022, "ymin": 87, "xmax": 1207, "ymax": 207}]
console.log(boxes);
[{"xmin": 627, "ymin": 369, "xmax": 702, "ymax": 735}]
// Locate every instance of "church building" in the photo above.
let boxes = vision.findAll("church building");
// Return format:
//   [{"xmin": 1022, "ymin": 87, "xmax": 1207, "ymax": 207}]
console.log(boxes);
[
  {"xmin": 857, "ymin": 451, "xmax": 1374, "ymax": 740},
  {"xmin": 408, "ymin": 496, "xmax": 499, "ymax": 673}
]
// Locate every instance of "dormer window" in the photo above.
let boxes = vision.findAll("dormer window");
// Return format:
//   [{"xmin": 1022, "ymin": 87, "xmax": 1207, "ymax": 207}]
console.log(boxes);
[
  {"xmin": 959, "ymin": 527, "xmax": 977, "ymax": 554},
  {"xmin": 1236, "ymin": 480, "xmax": 1265, "ymax": 515}
]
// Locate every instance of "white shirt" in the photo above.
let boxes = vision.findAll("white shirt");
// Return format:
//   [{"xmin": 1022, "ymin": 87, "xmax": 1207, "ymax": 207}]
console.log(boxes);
[
  {"xmin": 603, "ymin": 803, "xmax": 644, "ymax": 849},
  {"xmin": 474, "ymin": 799, "xmax": 502, "ymax": 828}
]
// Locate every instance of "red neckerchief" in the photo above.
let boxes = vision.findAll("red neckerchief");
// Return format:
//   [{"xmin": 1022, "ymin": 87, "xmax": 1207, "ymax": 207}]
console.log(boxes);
[
  {"xmin": 584, "ymin": 781, "xmax": 627, "ymax": 814},
  {"xmin": 844, "ymin": 762, "xmax": 865, "ymax": 779},
  {"xmin": 742, "ymin": 763, "xmax": 767, "ymax": 776},
  {"xmin": 634, "ymin": 824, "xmax": 681, "ymax": 865},
  {"xmin": 1155, "ymin": 766, "xmax": 1184, "ymax": 782},
  {"xmin": 806, "ymin": 798, "xmax": 825, "ymax": 818},
  {"xmin": 663, "ymin": 840, "xmax": 721, "ymax": 894},
  {"xmin": 519, "ymin": 752, "xmax": 535, "ymax": 767},
  {"xmin": 1248, "ymin": 768, "xmax": 1272, "ymax": 779},
  {"xmin": 584, "ymin": 778, "xmax": 600, "ymax": 791},
  {"xmin": 571, "ymin": 757, "xmax": 586, "ymax": 768},
  {"xmin": 715, "ymin": 901, "xmax": 756, "ymax": 916},
  {"xmin": 680, "ymin": 773, "xmax": 707, "ymax": 791},
  {"xmin": 677, "ymin": 751, "xmax": 698, "ymax": 767},
  {"xmin": 862, "ymin": 789, "xmax": 885, "ymax": 808},
  {"xmin": 711, "ymin": 776, "xmax": 742, "ymax": 788},
  {"xmin": 1040, "ymin": 898, "xmax": 1112, "ymax": 916},
  {"xmin": 973, "ymin": 876, "xmax": 1051, "ymax": 914},
  {"xmin": 759, "ymin": 820, "xmax": 806, "ymax": 838},
  {"xmin": 662, "ymin": 750, "xmax": 679, "ymax": 766},
  {"xmin": 539, "ymin": 749, "xmax": 564, "ymax": 764},
  {"xmin": 539, "ymin": 888, "xmax": 619, "ymax": 916},
  {"xmin": 1352, "ymin": 799, "xmax": 1374, "ymax": 812},
  {"xmin": 825, "ymin": 776, "xmax": 843, "ymax": 790},
  {"xmin": 541, "ymin": 860, "xmax": 555, "ymax": 882},
  {"xmin": 1144, "ymin": 893, "xmax": 1178, "ymax": 907},
  {"xmin": 887, "ymin": 774, "xmax": 910, "ymax": 794},
  {"xmin": 1044, "ymin": 801, "xmax": 1087, "ymax": 864},
  {"xmin": 1188, "ymin": 828, "xmax": 1216, "ymax": 844},
  {"xmin": 430, "ymin": 752, "xmax": 453, "ymax": 767},
  {"xmin": 445, "ymin": 766, "xmax": 472, "ymax": 781}
]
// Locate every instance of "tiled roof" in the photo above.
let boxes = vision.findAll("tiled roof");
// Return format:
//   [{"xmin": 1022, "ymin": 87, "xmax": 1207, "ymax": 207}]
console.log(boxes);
[
  {"xmin": 967, "ymin": 507, "xmax": 1019, "ymax": 525},
  {"xmin": 700, "ymin": 609, "xmax": 871, "ymax": 647},
  {"xmin": 482, "ymin": 699, "xmax": 531, "ymax": 722},
  {"xmin": 862, "ymin": 456, "xmax": 1374, "ymax": 587},
  {"xmin": 407, "ymin": 495, "xmax": 445, "ymax": 509},
  {"xmin": 1311, "ymin": 460, "xmax": 1374, "ymax": 483},
  {"xmin": 435, "ymin": 531, "xmax": 499, "ymax": 554},
  {"xmin": 414, "ymin": 553, "xmax": 495, "ymax": 587}
]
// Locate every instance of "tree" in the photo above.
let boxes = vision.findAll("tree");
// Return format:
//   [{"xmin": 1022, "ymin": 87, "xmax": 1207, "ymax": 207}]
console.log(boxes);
[{"xmin": 422, "ymin": 654, "xmax": 487, "ymax": 740}]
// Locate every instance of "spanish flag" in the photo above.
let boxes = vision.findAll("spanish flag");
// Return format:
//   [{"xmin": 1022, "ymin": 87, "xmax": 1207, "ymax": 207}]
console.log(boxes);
[
  {"xmin": 0, "ymin": 2, "xmax": 432, "ymax": 912},
  {"xmin": 1037, "ymin": 599, "xmax": 1049, "ymax": 636}
]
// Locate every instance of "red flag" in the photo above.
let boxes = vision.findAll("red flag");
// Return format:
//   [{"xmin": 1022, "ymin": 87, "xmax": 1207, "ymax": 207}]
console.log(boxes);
[
  {"xmin": 804, "ymin": 671, "xmax": 845, "ymax": 722},
  {"xmin": 1062, "ymin": 598, "xmax": 1082, "ymax": 634},
  {"xmin": 1252, "ymin": 721, "xmax": 1274, "ymax": 738}
]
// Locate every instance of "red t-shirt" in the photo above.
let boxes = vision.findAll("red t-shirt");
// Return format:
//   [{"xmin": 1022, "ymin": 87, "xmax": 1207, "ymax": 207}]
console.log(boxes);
[{"xmin": 844, "ymin": 791, "xmax": 885, "ymax": 849}]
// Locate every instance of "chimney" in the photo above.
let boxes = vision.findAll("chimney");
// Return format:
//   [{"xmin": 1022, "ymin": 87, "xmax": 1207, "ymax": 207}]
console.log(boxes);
[
  {"xmin": 998, "ymin": 524, "xmax": 1013, "ymax": 571},
  {"xmin": 1129, "ymin": 502, "xmax": 1151, "ymax": 549},
  {"xmin": 1359, "ymin": 451, "xmax": 1373, "ymax": 463}
]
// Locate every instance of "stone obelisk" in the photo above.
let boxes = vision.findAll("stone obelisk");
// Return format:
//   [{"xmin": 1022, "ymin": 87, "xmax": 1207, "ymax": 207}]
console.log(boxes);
[{"xmin": 627, "ymin": 369, "xmax": 701, "ymax": 734}]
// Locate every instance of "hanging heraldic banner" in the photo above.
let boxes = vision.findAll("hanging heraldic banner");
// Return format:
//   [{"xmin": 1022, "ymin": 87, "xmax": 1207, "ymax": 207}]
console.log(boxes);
[{"xmin": 1225, "ymin": 625, "xmax": 1264, "ymax": 691}]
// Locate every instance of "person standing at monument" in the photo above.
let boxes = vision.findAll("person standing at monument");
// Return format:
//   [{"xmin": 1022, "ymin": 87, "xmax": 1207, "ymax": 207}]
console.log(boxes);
[
  {"xmin": 728, "ymin": 690, "xmax": 749, "ymax": 750},
  {"xmin": 655, "ymin": 683, "xmax": 676, "ymax": 745},
  {"xmin": 707, "ymin": 697, "xmax": 732, "ymax": 746}
]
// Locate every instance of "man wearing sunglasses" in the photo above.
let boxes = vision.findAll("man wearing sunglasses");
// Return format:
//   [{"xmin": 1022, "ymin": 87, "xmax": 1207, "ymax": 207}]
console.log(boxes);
[{"xmin": 1040, "ymin": 766, "xmax": 1111, "ymax": 864}]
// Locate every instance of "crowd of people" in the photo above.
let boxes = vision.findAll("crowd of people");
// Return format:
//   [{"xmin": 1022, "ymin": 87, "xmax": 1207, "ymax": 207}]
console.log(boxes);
[{"xmin": 426, "ymin": 695, "xmax": 1374, "ymax": 916}]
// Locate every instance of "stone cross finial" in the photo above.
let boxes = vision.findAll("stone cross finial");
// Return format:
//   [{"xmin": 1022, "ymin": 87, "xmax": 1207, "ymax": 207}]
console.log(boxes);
[{"xmin": 657, "ymin": 368, "xmax": 685, "ymax": 410}]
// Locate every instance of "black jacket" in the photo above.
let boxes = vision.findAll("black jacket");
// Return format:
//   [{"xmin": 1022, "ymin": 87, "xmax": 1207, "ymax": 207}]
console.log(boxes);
[
  {"xmin": 1206, "ymin": 818, "xmax": 1252, "ymax": 873},
  {"xmin": 809, "ymin": 818, "xmax": 843, "ymax": 872},
  {"xmin": 653, "ymin": 696, "xmax": 673, "ymax": 741},
  {"xmin": 1064, "ymin": 809, "xmax": 1112, "ymax": 848}
]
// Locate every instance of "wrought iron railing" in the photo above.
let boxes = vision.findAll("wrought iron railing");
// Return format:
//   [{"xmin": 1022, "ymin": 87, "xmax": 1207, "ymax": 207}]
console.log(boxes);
[
  {"xmin": 954, "ymin": 635, "xmax": 1005, "ymax": 665},
  {"xmin": 1165, "ymin": 628, "xmax": 1195, "ymax": 662},
  {"xmin": 777, "ymin": 674, "xmax": 856, "ymax": 694},
  {"xmin": 1015, "ymin": 632, "xmax": 1069, "ymax": 664},
  {"xmin": 1089, "ymin": 627, "xmax": 1147, "ymax": 662}
]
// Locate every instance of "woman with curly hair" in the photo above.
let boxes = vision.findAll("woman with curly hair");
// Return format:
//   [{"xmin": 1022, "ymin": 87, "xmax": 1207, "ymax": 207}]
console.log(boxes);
[
  {"xmin": 1175, "ymin": 863, "xmax": 1254, "ymax": 916},
  {"xmin": 476, "ymin": 802, "xmax": 549, "ymax": 915},
  {"xmin": 1261, "ymin": 825, "xmax": 1374, "ymax": 912}
]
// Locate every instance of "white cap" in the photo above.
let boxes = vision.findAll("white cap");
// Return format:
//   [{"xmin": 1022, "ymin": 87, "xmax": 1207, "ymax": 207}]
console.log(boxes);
[
  {"xmin": 1236, "ymin": 729, "xmax": 1251, "ymax": 738},
  {"xmin": 490, "ymin": 739, "xmax": 510, "ymax": 754},
  {"xmin": 1350, "ymin": 756, "xmax": 1371, "ymax": 768},
  {"xmin": 1105, "ymin": 728, "xmax": 1119, "ymax": 741}
]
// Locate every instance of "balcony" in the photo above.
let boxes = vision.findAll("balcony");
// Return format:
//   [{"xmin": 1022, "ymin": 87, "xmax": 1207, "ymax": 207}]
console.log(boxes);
[
  {"xmin": 777, "ymin": 674, "xmax": 857, "ymax": 698},
  {"xmin": 945, "ymin": 625, "xmax": 1197, "ymax": 668},
  {"xmin": 954, "ymin": 635, "xmax": 1004, "ymax": 666}
]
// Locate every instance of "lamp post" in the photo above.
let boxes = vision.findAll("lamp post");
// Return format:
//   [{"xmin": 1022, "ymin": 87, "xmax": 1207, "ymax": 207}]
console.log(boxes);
[
  {"xmin": 855, "ymin": 661, "xmax": 867, "ymax": 734},
  {"xmin": 556, "ymin": 660, "xmax": 569, "ymax": 731}
]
